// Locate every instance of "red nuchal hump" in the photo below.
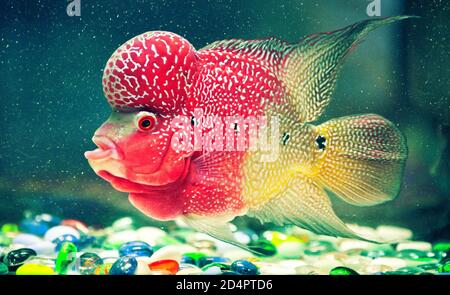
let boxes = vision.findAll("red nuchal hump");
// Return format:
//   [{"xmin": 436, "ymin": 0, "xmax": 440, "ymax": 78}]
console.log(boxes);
[{"xmin": 102, "ymin": 31, "xmax": 198, "ymax": 113}]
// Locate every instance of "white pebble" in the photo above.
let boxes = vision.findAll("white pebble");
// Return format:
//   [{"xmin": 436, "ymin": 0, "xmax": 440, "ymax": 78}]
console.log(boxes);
[
  {"xmin": 258, "ymin": 264, "xmax": 297, "ymax": 275},
  {"xmin": 12, "ymin": 234, "xmax": 42, "ymax": 245},
  {"xmin": 135, "ymin": 257, "xmax": 154, "ymax": 275},
  {"xmin": 30, "ymin": 241, "xmax": 55, "ymax": 256},
  {"xmin": 295, "ymin": 265, "xmax": 327, "ymax": 275},
  {"xmin": 149, "ymin": 245, "xmax": 196, "ymax": 263},
  {"xmin": 277, "ymin": 241, "xmax": 304, "ymax": 259},
  {"xmin": 371, "ymin": 257, "xmax": 407, "ymax": 269},
  {"xmin": 44, "ymin": 226, "xmax": 80, "ymax": 241},
  {"xmin": 202, "ymin": 266, "xmax": 222, "ymax": 275},
  {"xmin": 98, "ymin": 250, "xmax": 119, "ymax": 259},
  {"xmin": 376, "ymin": 225, "xmax": 413, "ymax": 242},
  {"xmin": 222, "ymin": 249, "xmax": 254, "ymax": 261},
  {"xmin": 106, "ymin": 230, "xmax": 139, "ymax": 245},
  {"xmin": 338, "ymin": 239, "xmax": 376, "ymax": 252},
  {"xmin": 396, "ymin": 241, "xmax": 432, "ymax": 252},
  {"xmin": 136, "ymin": 227, "xmax": 167, "ymax": 246}
]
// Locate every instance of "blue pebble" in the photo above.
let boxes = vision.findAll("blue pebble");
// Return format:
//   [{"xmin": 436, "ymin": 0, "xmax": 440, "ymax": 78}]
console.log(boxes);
[
  {"xmin": 110, "ymin": 256, "xmax": 137, "ymax": 275},
  {"xmin": 180, "ymin": 256, "xmax": 196, "ymax": 265},
  {"xmin": 35, "ymin": 214, "xmax": 61, "ymax": 228},
  {"xmin": 19, "ymin": 219, "xmax": 49, "ymax": 236},
  {"xmin": 118, "ymin": 241, "xmax": 153, "ymax": 257},
  {"xmin": 231, "ymin": 260, "xmax": 259, "ymax": 275},
  {"xmin": 53, "ymin": 234, "xmax": 80, "ymax": 252},
  {"xmin": 77, "ymin": 235, "xmax": 96, "ymax": 250},
  {"xmin": 198, "ymin": 256, "xmax": 231, "ymax": 268}
]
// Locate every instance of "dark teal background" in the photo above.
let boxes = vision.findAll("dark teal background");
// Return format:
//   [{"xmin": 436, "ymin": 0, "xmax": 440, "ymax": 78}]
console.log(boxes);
[{"xmin": 0, "ymin": 1, "xmax": 448, "ymax": 239}]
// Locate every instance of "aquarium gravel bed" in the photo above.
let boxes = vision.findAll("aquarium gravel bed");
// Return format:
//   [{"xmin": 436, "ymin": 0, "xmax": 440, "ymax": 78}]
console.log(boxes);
[{"xmin": 0, "ymin": 213, "xmax": 449, "ymax": 275}]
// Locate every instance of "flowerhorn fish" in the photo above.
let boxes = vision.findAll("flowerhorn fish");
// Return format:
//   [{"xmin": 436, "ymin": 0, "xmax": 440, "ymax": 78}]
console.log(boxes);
[{"xmin": 85, "ymin": 17, "xmax": 411, "ymax": 254}]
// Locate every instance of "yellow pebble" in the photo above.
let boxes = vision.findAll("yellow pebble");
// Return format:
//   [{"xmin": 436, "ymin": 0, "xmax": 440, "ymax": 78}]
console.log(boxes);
[{"xmin": 16, "ymin": 264, "xmax": 55, "ymax": 275}]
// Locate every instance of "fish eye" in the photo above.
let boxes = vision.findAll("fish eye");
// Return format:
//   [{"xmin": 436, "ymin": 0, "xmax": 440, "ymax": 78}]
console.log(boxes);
[{"xmin": 136, "ymin": 111, "xmax": 157, "ymax": 131}]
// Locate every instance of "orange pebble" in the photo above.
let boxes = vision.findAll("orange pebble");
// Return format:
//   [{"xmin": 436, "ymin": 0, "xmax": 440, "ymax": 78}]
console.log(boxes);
[{"xmin": 148, "ymin": 259, "xmax": 179, "ymax": 274}]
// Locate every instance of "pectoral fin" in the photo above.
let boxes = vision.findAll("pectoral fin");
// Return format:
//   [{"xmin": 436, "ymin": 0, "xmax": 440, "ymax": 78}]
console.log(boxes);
[{"xmin": 180, "ymin": 215, "xmax": 271, "ymax": 256}]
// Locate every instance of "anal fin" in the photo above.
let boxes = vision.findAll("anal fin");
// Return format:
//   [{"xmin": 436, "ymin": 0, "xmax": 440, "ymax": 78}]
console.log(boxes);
[{"xmin": 248, "ymin": 176, "xmax": 378, "ymax": 243}]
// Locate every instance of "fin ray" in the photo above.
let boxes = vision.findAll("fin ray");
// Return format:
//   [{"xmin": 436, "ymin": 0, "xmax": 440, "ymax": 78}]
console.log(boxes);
[
  {"xmin": 248, "ymin": 176, "xmax": 374, "ymax": 241},
  {"xmin": 313, "ymin": 114, "xmax": 408, "ymax": 206}
]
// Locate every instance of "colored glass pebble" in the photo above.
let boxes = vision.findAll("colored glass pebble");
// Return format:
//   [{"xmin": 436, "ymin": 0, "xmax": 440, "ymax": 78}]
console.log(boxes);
[
  {"xmin": 53, "ymin": 234, "xmax": 80, "ymax": 251},
  {"xmin": 4, "ymin": 248, "xmax": 37, "ymax": 270},
  {"xmin": 16, "ymin": 263, "xmax": 55, "ymax": 275},
  {"xmin": 1, "ymin": 224, "xmax": 19, "ymax": 234},
  {"xmin": 94, "ymin": 263, "xmax": 113, "ymax": 275},
  {"xmin": 148, "ymin": 259, "xmax": 179, "ymax": 274},
  {"xmin": 0, "ymin": 262, "xmax": 8, "ymax": 274},
  {"xmin": 19, "ymin": 219, "xmax": 49, "ymax": 236},
  {"xmin": 438, "ymin": 261, "xmax": 450, "ymax": 273},
  {"xmin": 433, "ymin": 242, "xmax": 450, "ymax": 252},
  {"xmin": 61, "ymin": 219, "xmax": 89, "ymax": 234},
  {"xmin": 44, "ymin": 225, "xmax": 80, "ymax": 242},
  {"xmin": 198, "ymin": 256, "xmax": 230, "ymax": 268},
  {"xmin": 79, "ymin": 253, "xmax": 103, "ymax": 274},
  {"xmin": 119, "ymin": 241, "xmax": 153, "ymax": 257},
  {"xmin": 55, "ymin": 242, "xmax": 77, "ymax": 274},
  {"xmin": 35, "ymin": 214, "xmax": 61, "ymax": 228},
  {"xmin": 110, "ymin": 256, "xmax": 138, "ymax": 275},
  {"xmin": 394, "ymin": 266, "xmax": 428, "ymax": 275},
  {"xmin": 330, "ymin": 266, "xmax": 359, "ymax": 275},
  {"xmin": 231, "ymin": 260, "xmax": 259, "ymax": 275},
  {"xmin": 181, "ymin": 252, "xmax": 206, "ymax": 266},
  {"xmin": 201, "ymin": 262, "xmax": 231, "ymax": 272},
  {"xmin": 248, "ymin": 239, "xmax": 277, "ymax": 257},
  {"xmin": 304, "ymin": 240, "xmax": 335, "ymax": 255}
]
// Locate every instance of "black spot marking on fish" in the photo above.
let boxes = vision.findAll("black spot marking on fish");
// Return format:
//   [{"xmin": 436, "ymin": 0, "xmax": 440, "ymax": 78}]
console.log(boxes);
[
  {"xmin": 282, "ymin": 132, "xmax": 290, "ymax": 145},
  {"xmin": 191, "ymin": 116, "xmax": 197, "ymax": 126},
  {"xmin": 233, "ymin": 123, "xmax": 240, "ymax": 133},
  {"xmin": 316, "ymin": 135, "xmax": 326, "ymax": 150}
]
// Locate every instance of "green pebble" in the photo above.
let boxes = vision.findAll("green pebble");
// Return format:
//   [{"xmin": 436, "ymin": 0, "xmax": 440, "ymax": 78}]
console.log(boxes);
[
  {"xmin": 329, "ymin": 266, "xmax": 359, "ymax": 275},
  {"xmin": 0, "ymin": 262, "xmax": 8, "ymax": 274},
  {"xmin": 1, "ymin": 224, "xmax": 19, "ymax": 234},
  {"xmin": 395, "ymin": 266, "xmax": 426, "ymax": 275},
  {"xmin": 304, "ymin": 240, "xmax": 335, "ymax": 256},
  {"xmin": 201, "ymin": 262, "xmax": 231, "ymax": 272},
  {"xmin": 433, "ymin": 242, "xmax": 450, "ymax": 252},
  {"xmin": 438, "ymin": 262, "xmax": 450, "ymax": 273},
  {"xmin": 55, "ymin": 242, "xmax": 77, "ymax": 274},
  {"xmin": 183, "ymin": 252, "xmax": 206, "ymax": 265},
  {"xmin": 248, "ymin": 239, "xmax": 277, "ymax": 257},
  {"xmin": 0, "ymin": 235, "xmax": 11, "ymax": 246},
  {"xmin": 417, "ymin": 263, "xmax": 441, "ymax": 271},
  {"xmin": 16, "ymin": 264, "xmax": 55, "ymax": 275}
]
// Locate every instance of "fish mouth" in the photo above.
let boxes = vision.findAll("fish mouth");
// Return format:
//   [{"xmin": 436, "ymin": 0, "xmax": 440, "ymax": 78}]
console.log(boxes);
[
  {"xmin": 97, "ymin": 156, "xmax": 190, "ymax": 194},
  {"xmin": 84, "ymin": 136, "xmax": 124, "ymax": 161},
  {"xmin": 97, "ymin": 170, "xmax": 182, "ymax": 193}
]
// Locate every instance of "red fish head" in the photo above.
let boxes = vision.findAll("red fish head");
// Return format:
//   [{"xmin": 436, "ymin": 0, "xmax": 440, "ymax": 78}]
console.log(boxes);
[
  {"xmin": 102, "ymin": 31, "xmax": 198, "ymax": 114},
  {"xmin": 85, "ymin": 31, "xmax": 198, "ymax": 220}
]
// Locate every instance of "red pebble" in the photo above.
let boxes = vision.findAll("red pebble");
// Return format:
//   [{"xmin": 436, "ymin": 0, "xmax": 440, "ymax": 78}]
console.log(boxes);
[
  {"xmin": 61, "ymin": 219, "xmax": 89, "ymax": 234},
  {"xmin": 148, "ymin": 259, "xmax": 179, "ymax": 274}
]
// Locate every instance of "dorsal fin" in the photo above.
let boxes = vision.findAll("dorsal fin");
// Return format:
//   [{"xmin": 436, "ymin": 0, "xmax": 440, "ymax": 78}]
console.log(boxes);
[
  {"xmin": 202, "ymin": 16, "xmax": 416, "ymax": 123},
  {"xmin": 201, "ymin": 37, "xmax": 294, "ymax": 71},
  {"xmin": 281, "ymin": 16, "xmax": 416, "ymax": 122}
]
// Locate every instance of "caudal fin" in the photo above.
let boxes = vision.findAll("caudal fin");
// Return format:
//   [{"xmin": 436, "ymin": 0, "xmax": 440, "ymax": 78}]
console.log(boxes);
[{"xmin": 312, "ymin": 114, "xmax": 408, "ymax": 206}]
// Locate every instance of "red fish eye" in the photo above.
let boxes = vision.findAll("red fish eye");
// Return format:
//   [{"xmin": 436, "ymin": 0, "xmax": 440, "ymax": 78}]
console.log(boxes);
[{"xmin": 136, "ymin": 112, "xmax": 157, "ymax": 131}]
